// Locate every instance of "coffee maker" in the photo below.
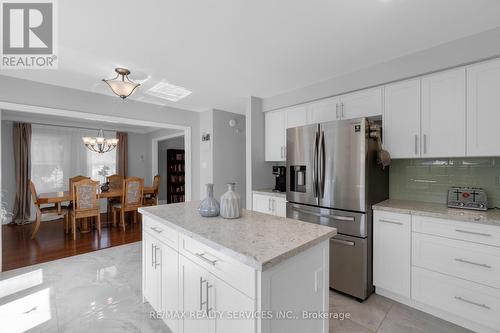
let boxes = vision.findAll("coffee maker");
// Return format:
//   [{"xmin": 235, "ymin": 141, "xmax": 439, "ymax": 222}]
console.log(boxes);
[{"xmin": 272, "ymin": 166, "xmax": 286, "ymax": 192}]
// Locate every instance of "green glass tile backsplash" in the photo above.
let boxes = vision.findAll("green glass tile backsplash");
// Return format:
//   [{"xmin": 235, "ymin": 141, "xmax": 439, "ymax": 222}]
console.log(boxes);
[{"xmin": 389, "ymin": 158, "xmax": 500, "ymax": 208}]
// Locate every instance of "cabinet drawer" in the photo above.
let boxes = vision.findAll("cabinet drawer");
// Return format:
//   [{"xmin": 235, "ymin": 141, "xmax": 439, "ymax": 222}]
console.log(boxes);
[
  {"xmin": 412, "ymin": 215, "xmax": 500, "ymax": 247},
  {"xmin": 179, "ymin": 234, "xmax": 256, "ymax": 298},
  {"xmin": 144, "ymin": 216, "xmax": 179, "ymax": 250},
  {"xmin": 413, "ymin": 233, "xmax": 500, "ymax": 288},
  {"xmin": 412, "ymin": 267, "xmax": 500, "ymax": 331}
]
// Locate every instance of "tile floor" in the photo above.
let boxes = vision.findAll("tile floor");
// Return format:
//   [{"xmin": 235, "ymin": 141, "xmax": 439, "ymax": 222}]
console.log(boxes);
[{"xmin": 0, "ymin": 242, "xmax": 471, "ymax": 333}]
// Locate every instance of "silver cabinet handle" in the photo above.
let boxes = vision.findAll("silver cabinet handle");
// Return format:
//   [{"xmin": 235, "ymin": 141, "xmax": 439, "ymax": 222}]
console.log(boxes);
[
  {"xmin": 423, "ymin": 134, "xmax": 428, "ymax": 154},
  {"xmin": 331, "ymin": 238, "xmax": 355, "ymax": 246},
  {"xmin": 341, "ymin": 103, "xmax": 345, "ymax": 119},
  {"xmin": 271, "ymin": 199, "xmax": 275, "ymax": 213},
  {"xmin": 379, "ymin": 219, "xmax": 404, "ymax": 225},
  {"xmin": 454, "ymin": 296, "xmax": 491, "ymax": 310},
  {"xmin": 200, "ymin": 277, "xmax": 207, "ymax": 310},
  {"xmin": 330, "ymin": 215, "xmax": 355, "ymax": 222},
  {"xmin": 335, "ymin": 103, "xmax": 339, "ymax": 120},
  {"xmin": 455, "ymin": 258, "xmax": 492, "ymax": 269},
  {"xmin": 151, "ymin": 243, "xmax": 154, "ymax": 267},
  {"xmin": 195, "ymin": 252, "xmax": 218, "ymax": 266},
  {"xmin": 154, "ymin": 245, "xmax": 160, "ymax": 269},
  {"xmin": 414, "ymin": 134, "xmax": 419, "ymax": 155},
  {"xmin": 150, "ymin": 226, "xmax": 163, "ymax": 234},
  {"xmin": 455, "ymin": 229, "xmax": 492, "ymax": 237},
  {"xmin": 268, "ymin": 198, "xmax": 271, "ymax": 211},
  {"xmin": 280, "ymin": 146, "xmax": 283, "ymax": 159},
  {"xmin": 205, "ymin": 282, "xmax": 213, "ymax": 315}
]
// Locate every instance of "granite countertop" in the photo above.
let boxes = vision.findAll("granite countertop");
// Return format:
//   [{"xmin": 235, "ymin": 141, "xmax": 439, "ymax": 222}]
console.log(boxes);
[
  {"xmin": 373, "ymin": 199, "xmax": 500, "ymax": 226},
  {"xmin": 139, "ymin": 202, "xmax": 336, "ymax": 271},
  {"xmin": 252, "ymin": 188, "xmax": 286, "ymax": 198}
]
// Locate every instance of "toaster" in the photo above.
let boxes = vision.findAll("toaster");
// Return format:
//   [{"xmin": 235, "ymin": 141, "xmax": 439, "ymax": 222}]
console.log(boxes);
[{"xmin": 447, "ymin": 187, "xmax": 488, "ymax": 211}]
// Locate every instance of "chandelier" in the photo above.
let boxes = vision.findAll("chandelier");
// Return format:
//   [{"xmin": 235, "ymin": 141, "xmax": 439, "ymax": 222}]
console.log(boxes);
[
  {"xmin": 82, "ymin": 129, "xmax": 119, "ymax": 154},
  {"xmin": 102, "ymin": 68, "xmax": 140, "ymax": 99}
]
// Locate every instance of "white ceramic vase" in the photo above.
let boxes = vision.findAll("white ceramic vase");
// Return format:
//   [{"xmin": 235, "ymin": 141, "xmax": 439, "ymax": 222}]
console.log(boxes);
[{"xmin": 220, "ymin": 183, "xmax": 241, "ymax": 219}]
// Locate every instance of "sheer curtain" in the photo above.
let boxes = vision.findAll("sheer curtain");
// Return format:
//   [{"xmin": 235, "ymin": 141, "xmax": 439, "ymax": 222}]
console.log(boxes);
[{"xmin": 30, "ymin": 124, "xmax": 117, "ymax": 194}]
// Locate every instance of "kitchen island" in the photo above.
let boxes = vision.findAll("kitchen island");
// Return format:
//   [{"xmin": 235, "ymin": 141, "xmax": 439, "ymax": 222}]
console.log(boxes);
[{"xmin": 139, "ymin": 201, "xmax": 337, "ymax": 333}]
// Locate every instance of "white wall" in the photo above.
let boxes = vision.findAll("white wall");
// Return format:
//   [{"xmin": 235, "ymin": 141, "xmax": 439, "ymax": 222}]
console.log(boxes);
[
  {"xmin": 263, "ymin": 26, "xmax": 500, "ymax": 112},
  {"xmin": 199, "ymin": 110, "xmax": 214, "ymax": 197},
  {"xmin": 158, "ymin": 135, "xmax": 184, "ymax": 201},
  {"xmin": 212, "ymin": 109, "xmax": 246, "ymax": 207},
  {"xmin": 245, "ymin": 97, "xmax": 275, "ymax": 208},
  {"xmin": 0, "ymin": 75, "xmax": 201, "ymax": 201}
]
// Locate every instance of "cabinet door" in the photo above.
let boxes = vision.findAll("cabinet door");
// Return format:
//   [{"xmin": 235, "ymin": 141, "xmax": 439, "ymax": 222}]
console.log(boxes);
[
  {"xmin": 273, "ymin": 197, "xmax": 287, "ymax": 217},
  {"xmin": 212, "ymin": 274, "xmax": 255, "ymax": 333},
  {"xmin": 143, "ymin": 232, "xmax": 162, "ymax": 311},
  {"xmin": 307, "ymin": 96, "xmax": 340, "ymax": 124},
  {"xmin": 252, "ymin": 194, "xmax": 273, "ymax": 215},
  {"xmin": 161, "ymin": 241, "xmax": 179, "ymax": 333},
  {"xmin": 265, "ymin": 110, "xmax": 286, "ymax": 161},
  {"xmin": 373, "ymin": 211, "xmax": 411, "ymax": 298},
  {"xmin": 286, "ymin": 105, "xmax": 308, "ymax": 129},
  {"xmin": 384, "ymin": 79, "xmax": 421, "ymax": 158},
  {"xmin": 467, "ymin": 59, "xmax": 500, "ymax": 156},
  {"xmin": 340, "ymin": 87, "xmax": 382, "ymax": 119},
  {"xmin": 421, "ymin": 69, "xmax": 466, "ymax": 158},
  {"xmin": 179, "ymin": 256, "xmax": 211, "ymax": 333}
]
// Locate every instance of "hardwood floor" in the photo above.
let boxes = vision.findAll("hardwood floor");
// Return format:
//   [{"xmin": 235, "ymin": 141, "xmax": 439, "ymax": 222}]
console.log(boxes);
[{"xmin": 1, "ymin": 213, "xmax": 142, "ymax": 271}]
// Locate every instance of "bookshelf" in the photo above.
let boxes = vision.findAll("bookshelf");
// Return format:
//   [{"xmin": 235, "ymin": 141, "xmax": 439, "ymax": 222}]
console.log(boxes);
[{"xmin": 166, "ymin": 149, "xmax": 185, "ymax": 203}]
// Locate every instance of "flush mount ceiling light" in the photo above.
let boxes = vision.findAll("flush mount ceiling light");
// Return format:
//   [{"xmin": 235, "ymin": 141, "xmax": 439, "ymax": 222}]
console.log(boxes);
[
  {"xmin": 102, "ymin": 68, "xmax": 140, "ymax": 99},
  {"xmin": 82, "ymin": 129, "xmax": 119, "ymax": 154},
  {"xmin": 145, "ymin": 82, "xmax": 192, "ymax": 102}
]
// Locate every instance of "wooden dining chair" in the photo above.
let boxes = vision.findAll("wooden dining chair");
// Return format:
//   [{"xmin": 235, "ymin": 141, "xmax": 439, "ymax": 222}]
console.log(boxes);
[
  {"xmin": 66, "ymin": 175, "xmax": 90, "ymax": 207},
  {"xmin": 143, "ymin": 175, "xmax": 160, "ymax": 206},
  {"xmin": 106, "ymin": 174, "xmax": 124, "ymax": 220},
  {"xmin": 112, "ymin": 177, "xmax": 144, "ymax": 231},
  {"xmin": 71, "ymin": 179, "xmax": 101, "ymax": 240},
  {"xmin": 29, "ymin": 180, "xmax": 68, "ymax": 239}
]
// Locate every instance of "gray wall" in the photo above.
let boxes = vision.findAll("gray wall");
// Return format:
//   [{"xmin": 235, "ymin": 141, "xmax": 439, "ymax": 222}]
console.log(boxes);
[
  {"xmin": 158, "ymin": 136, "xmax": 185, "ymax": 201},
  {"xmin": 212, "ymin": 110, "xmax": 246, "ymax": 207},
  {"xmin": 199, "ymin": 110, "xmax": 214, "ymax": 197},
  {"xmin": 0, "ymin": 75, "xmax": 201, "ymax": 201},
  {"xmin": 263, "ymin": 26, "xmax": 500, "ymax": 111},
  {"xmin": 1, "ymin": 121, "xmax": 15, "ymax": 219},
  {"xmin": 128, "ymin": 132, "xmax": 151, "ymax": 184}
]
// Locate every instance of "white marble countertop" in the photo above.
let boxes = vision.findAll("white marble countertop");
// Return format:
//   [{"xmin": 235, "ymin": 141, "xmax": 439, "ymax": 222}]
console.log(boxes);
[
  {"xmin": 373, "ymin": 199, "xmax": 500, "ymax": 226},
  {"xmin": 139, "ymin": 201, "xmax": 336, "ymax": 271},
  {"xmin": 252, "ymin": 188, "xmax": 286, "ymax": 198}
]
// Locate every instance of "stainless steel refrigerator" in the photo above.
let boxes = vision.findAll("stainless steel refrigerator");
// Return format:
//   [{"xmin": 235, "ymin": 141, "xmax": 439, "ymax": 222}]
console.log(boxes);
[{"xmin": 286, "ymin": 117, "xmax": 388, "ymax": 300}]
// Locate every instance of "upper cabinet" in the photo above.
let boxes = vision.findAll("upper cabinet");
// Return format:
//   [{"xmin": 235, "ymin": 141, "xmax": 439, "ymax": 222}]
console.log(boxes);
[
  {"xmin": 286, "ymin": 105, "xmax": 308, "ymax": 129},
  {"xmin": 340, "ymin": 87, "xmax": 383, "ymax": 120},
  {"xmin": 307, "ymin": 96, "xmax": 340, "ymax": 124},
  {"xmin": 467, "ymin": 58, "xmax": 500, "ymax": 157},
  {"xmin": 384, "ymin": 79, "xmax": 421, "ymax": 159},
  {"xmin": 265, "ymin": 110, "xmax": 286, "ymax": 161},
  {"xmin": 421, "ymin": 68, "xmax": 466, "ymax": 158}
]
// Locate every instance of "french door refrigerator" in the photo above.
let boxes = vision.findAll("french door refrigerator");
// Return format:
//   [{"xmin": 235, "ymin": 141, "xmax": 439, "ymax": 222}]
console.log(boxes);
[{"xmin": 286, "ymin": 117, "xmax": 388, "ymax": 300}]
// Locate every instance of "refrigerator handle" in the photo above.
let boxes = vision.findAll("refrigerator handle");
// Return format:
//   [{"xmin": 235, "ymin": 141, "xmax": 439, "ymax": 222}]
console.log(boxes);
[
  {"xmin": 319, "ymin": 130, "xmax": 326, "ymax": 198},
  {"xmin": 313, "ymin": 130, "xmax": 319, "ymax": 198}
]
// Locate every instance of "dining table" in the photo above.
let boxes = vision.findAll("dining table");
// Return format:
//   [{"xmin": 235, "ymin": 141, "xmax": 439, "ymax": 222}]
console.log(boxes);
[{"xmin": 35, "ymin": 185, "xmax": 156, "ymax": 236}]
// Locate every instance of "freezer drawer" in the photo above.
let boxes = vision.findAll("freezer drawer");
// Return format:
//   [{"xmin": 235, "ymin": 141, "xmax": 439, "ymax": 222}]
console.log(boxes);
[{"xmin": 329, "ymin": 234, "xmax": 372, "ymax": 300}]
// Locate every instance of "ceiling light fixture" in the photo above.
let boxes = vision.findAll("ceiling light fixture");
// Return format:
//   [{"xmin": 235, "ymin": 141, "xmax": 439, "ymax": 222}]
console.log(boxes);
[
  {"xmin": 102, "ymin": 68, "xmax": 140, "ymax": 99},
  {"xmin": 82, "ymin": 129, "xmax": 119, "ymax": 154}
]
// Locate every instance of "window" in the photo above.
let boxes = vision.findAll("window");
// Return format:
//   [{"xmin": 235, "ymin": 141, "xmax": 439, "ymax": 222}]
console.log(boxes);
[{"xmin": 31, "ymin": 124, "xmax": 117, "ymax": 194}]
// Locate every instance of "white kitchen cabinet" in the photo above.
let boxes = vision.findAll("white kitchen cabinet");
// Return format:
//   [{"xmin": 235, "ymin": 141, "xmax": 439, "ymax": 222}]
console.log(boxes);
[
  {"xmin": 252, "ymin": 193, "xmax": 286, "ymax": 217},
  {"xmin": 265, "ymin": 110, "xmax": 286, "ymax": 161},
  {"xmin": 307, "ymin": 96, "xmax": 340, "ymax": 123},
  {"xmin": 212, "ymin": 275, "xmax": 255, "ymax": 333},
  {"xmin": 383, "ymin": 78, "xmax": 421, "ymax": 159},
  {"xmin": 179, "ymin": 255, "xmax": 211, "ymax": 333},
  {"xmin": 143, "ymin": 232, "xmax": 162, "ymax": 311},
  {"xmin": 285, "ymin": 105, "xmax": 308, "ymax": 129},
  {"xmin": 421, "ymin": 69, "xmax": 466, "ymax": 158},
  {"xmin": 340, "ymin": 87, "xmax": 383, "ymax": 120},
  {"xmin": 467, "ymin": 58, "xmax": 500, "ymax": 157},
  {"xmin": 373, "ymin": 211, "xmax": 411, "ymax": 298},
  {"xmin": 161, "ymin": 241, "xmax": 180, "ymax": 333}
]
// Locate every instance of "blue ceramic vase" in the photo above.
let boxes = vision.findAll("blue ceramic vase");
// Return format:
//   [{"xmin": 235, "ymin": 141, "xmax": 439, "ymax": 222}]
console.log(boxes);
[{"xmin": 198, "ymin": 184, "xmax": 220, "ymax": 217}]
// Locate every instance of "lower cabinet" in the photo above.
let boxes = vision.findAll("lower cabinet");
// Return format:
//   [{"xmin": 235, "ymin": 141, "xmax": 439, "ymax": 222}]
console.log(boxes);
[
  {"xmin": 143, "ymin": 232, "xmax": 162, "ymax": 311},
  {"xmin": 252, "ymin": 193, "xmax": 286, "ymax": 217},
  {"xmin": 373, "ymin": 210, "xmax": 500, "ymax": 333},
  {"xmin": 373, "ymin": 211, "xmax": 411, "ymax": 298}
]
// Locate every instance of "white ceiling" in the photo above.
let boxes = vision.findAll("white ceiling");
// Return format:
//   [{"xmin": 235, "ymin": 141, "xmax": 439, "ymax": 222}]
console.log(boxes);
[{"xmin": 2, "ymin": 0, "xmax": 500, "ymax": 114}]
